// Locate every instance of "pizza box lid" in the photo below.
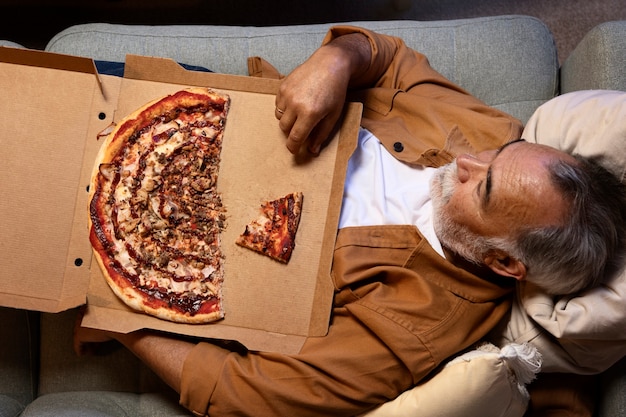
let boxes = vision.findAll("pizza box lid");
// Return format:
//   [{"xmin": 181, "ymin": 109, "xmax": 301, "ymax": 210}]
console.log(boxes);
[{"xmin": 0, "ymin": 47, "xmax": 360, "ymax": 354}]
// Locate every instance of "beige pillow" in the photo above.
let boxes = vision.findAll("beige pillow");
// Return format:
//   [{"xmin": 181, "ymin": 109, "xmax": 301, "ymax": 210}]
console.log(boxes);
[
  {"xmin": 523, "ymin": 89, "xmax": 626, "ymax": 182},
  {"xmin": 360, "ymin": 343, "xmax": 540, "ymax": 417},
  {"xmin": 509, "ymin": 90, "xmax": 626, "ymax": 373}
]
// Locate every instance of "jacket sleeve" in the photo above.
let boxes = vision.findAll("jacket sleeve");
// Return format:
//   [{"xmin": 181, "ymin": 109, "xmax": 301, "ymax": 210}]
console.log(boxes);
[{"xmin": 179, "ymin": 309, "xmax": 416, "ymax": 417}]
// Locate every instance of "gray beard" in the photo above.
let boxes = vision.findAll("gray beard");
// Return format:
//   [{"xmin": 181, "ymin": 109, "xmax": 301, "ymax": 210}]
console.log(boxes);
[{"xmin": 430, "ymin": 163, "xmax": 488, "ymax": 264}]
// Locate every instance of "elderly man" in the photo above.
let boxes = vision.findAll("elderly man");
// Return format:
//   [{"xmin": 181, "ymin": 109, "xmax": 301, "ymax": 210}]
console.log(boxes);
[{"xmin": 75, "ymin": 26, "xmax": 626, "ymax": 417}]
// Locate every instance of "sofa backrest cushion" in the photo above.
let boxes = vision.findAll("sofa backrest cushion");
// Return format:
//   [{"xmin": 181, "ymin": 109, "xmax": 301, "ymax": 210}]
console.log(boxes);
[{"xmin": 44, "ymin": 16, "xmax": 558, "ymax": 124}]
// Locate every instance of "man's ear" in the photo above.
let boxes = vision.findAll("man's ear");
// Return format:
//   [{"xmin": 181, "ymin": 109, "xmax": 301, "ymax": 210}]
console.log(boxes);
[{"xmin": 484, "ymin": 250, "xmax": 527, "ymax": 281}]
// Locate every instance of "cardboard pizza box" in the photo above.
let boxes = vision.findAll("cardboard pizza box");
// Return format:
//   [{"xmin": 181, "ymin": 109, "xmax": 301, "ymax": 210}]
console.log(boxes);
[{"xmin": 0, "ymin": 47, "xmax": 361, "ymax": 354}]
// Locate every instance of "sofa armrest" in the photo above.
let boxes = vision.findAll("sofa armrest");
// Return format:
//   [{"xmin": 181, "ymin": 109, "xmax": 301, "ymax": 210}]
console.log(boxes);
[
  {"xmin": 596, "ymin": 356, "xmax": 626, "ymax": 417},
  {"xmin": 0, "ymin": 40, "xmax": 25, "ymax": 48},
  {"xmin": 561, "ymin": 20, "xmax": 626, "ymax": 93}
]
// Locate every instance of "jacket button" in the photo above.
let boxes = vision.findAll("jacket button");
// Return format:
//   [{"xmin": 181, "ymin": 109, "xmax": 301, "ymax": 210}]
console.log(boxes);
[{"xmin": 393, "ymin": 142, "xmax": 404, "ymax": 152}]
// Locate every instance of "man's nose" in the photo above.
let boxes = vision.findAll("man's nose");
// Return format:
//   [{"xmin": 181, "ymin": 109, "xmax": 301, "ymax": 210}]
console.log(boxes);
[{"xmin": 455, "ymin": 154, "xmax": 487, "ymax": 183}]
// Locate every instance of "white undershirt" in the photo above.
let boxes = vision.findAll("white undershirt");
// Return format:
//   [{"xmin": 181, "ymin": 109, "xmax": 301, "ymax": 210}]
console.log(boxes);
[{"xmin": 338, "ymin": 128, "xmax": 445, "ymax": 257}]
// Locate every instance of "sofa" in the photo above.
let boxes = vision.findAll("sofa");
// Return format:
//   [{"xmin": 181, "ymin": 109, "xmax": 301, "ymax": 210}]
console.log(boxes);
[{"xmin": 1, "ymin": 15, "xmax": 625, "ymax": 417}]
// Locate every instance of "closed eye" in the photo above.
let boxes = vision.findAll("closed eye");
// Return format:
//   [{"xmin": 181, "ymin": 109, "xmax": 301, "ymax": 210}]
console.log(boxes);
[
  {"xmin": 483, "ymin": 166, "xmax": 492, "ymax": 207},
  {"xmin": 475, "ymin": 168, "xmax": 492, "ymax": 209},
  {"xmin": 480, "ymin": 138, "xmax": 524, "ymax": 210}
]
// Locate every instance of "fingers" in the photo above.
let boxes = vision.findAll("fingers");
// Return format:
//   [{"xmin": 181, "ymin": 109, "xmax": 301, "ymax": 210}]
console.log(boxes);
[
  {"xmin": 277, "ymin": 107, "xmax": 328, "ymax": 155},
  {"xmin": 308, "ymin": 112, "xmax": 342, "ymax": 155},
  {"xmin": 286, "ymin": 119, "xmax": 312, "ymax": 155},
  {"xmin": 275, "ymin": 98, "xmax": 341, "ymax": 155}
]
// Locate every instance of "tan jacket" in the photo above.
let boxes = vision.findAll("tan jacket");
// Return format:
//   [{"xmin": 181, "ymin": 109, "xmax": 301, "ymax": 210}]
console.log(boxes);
[{"xmin": 180, "ymin": 27, "xmax": 523, "ymax": 417}]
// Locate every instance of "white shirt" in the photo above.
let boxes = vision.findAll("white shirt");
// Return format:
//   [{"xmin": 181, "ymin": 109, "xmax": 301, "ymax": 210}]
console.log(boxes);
[{"xmin": 339, "ymin": 128, "xmax": 445, "ymax": 257}]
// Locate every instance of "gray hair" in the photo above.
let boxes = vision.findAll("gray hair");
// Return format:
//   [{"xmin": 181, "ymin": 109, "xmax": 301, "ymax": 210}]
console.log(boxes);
[{"xmin": 512, "ymin": 155, "xmax": 626, "ymax": 295}]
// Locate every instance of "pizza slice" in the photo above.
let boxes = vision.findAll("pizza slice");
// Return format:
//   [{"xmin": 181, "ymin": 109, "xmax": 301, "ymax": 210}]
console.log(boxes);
[{"xmin": 236, "ymin": 192, "xmax": 304, "ymax": 263}]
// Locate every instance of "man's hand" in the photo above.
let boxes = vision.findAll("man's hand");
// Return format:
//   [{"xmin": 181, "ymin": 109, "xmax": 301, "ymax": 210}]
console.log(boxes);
[{"xmin": 275, "ymin": 33, "xmax": 371, "ymax": 155}]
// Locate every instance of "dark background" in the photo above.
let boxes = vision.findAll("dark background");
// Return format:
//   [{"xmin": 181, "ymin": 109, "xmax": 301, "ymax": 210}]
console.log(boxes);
[{"xmin": 2, "ymin": 0, "xmax": 625, "ymax": 63}]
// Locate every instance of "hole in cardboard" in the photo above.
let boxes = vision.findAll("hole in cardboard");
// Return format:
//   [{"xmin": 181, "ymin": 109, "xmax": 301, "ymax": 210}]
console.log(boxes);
[
  {"xmin": 98, "ymin": 112, "xmax": 106, "ymax": 120},
  {"xmin": 74, "ymin": 258, "xmax": 83, "ymax": 267}
]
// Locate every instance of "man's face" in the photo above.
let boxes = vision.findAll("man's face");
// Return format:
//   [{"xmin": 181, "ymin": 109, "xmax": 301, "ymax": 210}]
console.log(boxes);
[{"xmin": 430, "ymin": 140, "xmax": 571, "ymax": 263}]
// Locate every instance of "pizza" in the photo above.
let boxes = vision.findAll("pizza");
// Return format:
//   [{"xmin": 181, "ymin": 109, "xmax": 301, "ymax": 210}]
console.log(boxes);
[
  {"xmin": 236, "ymin": 192, "xmax": 303, "ymax": 263},
  {"xmin": 88, "ymin": 87, "xmax": 230, "ymax": 324}
]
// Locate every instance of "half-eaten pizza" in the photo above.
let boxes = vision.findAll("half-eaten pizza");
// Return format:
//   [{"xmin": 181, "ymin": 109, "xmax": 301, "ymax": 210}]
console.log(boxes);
[{"xmin": 88, "ymin": 87, "xmax": 230, "ymax": 324}]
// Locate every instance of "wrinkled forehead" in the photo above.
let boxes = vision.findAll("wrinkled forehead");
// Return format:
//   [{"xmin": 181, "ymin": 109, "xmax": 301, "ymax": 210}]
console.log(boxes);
[
  {"xmin": 510, "ymin": 140, "xmax": 576, "ymax": 163},
  {"xmin": 494, "ymin": 141, "xmax": 571, "ymax": 227}
]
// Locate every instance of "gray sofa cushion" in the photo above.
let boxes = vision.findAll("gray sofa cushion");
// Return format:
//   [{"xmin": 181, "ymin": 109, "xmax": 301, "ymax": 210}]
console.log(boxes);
[
  {"xmin": 20, "ymin": 391, "xmax": 190, "ymax": 417},
  {"xmin": 0, "ymin": 395, "xmax": 24, "ymax": 417},
  {"xmin": 44, "ymin": 15, "xmax": 558, "ymax": 124},
  {"xmin": 37, "ymin": 310, "xmax": 168, "ymax": 396},
  {"xmin": 597, "ymin": 356, "xmax": 626, "ymax": 417},
  {"xmin": 0, "ymin": 40, "xmax": 24, "ymax": 48},
  {"xmin": 561, "ymin": 20, "xmax": 626, "ymax": 92},
  {"xmin": 0, "ymin": 307, "xmax": 38, "ymax": 415}
]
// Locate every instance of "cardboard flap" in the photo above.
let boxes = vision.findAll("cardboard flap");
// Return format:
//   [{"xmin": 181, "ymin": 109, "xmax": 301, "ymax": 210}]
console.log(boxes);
[
  {"xmin": 0, "ymin": 46, "xmax": 98, "ymax": 74},
  {"xmin": 0, "ymin": 58, "xmax": 119, "ymax": 312},
  {"xmin": 0, "ymin": 46, "xmax": 102, "ymax": 91},
  {"xmin": 123, "ymin": 54, "xmax": 280, "ymax": 94},
  {"xmin": 83, "ymin": 304, "xmax": 308, "ymax": 354}
]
